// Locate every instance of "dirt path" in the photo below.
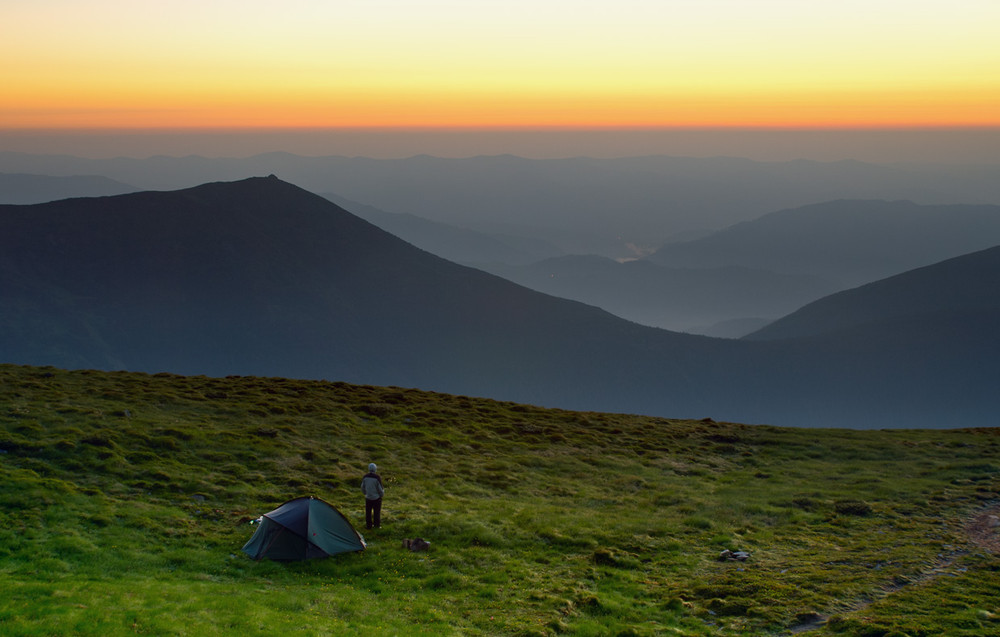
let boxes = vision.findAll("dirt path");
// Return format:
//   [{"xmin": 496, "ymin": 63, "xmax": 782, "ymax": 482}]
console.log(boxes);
[
  {"xmin": 965, "ymin": 504, "xmax": 1000, "ymax": 553},
  {"xmin": 787, "ymin": 503, "xmax": 1000, "ymax": 635}
]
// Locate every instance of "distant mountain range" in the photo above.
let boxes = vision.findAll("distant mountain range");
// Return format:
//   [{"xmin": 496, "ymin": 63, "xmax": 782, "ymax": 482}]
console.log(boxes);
[
  {"xmin": 648, "ymin": 199, "xmax": 1000, "ymax": 287},
  {"xmin": 1, "ymin": 177, "xmax": 997, "ymax": 428},
  {"xmin": 3, "ymin": 151, "xmax": 1000, "ymax": 260},
  {"xmin": 0, "ymin": 172, "xmax": 138, "ymax": 204},
  {"xmin": 320, "ymin": 195, "xmax": 1000, "ymax": 336},
  {"xmin": 322, "ymin": 192, "xmax": 562, "ymax": 265},
  {"xmin": 321, "ymin": 194, "xmax": 841, "ymax": 335},
  {"xmin": 8, "ymin": 154, "xmax": 999, "ymax": 339}
]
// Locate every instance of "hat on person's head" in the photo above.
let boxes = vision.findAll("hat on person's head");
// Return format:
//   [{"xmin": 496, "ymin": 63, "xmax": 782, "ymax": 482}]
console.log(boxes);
[{"xmin": 368, "ymin": 463, "xmax": 377, "ymax": 473}]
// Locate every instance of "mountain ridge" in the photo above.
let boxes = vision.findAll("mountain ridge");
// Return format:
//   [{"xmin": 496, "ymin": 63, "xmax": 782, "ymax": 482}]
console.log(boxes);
[
  {"xmin": 0, "ymin": 171, "xmax": 139, "ymax": 204},
  {"xmin": 2, "ymin": 177, "xmax": 998, "ymax": 428},
  {"xmin": 322, "ymin": 192, "xmax": 561, "ymax": 265},
  {"xmin": 744, "ymin": 244, "xmax": 1000, "ymax": 341},
  {"xmin": 647, "ymin": 199, "xmax": 1000, "ymax": 287},
  {"xmin": 0, "ymin": 176, "xmax": 720, "ymax": 414},
  {"xmin": 5, "ymin": 151, "xmax": 1000, "ymax": 260}
]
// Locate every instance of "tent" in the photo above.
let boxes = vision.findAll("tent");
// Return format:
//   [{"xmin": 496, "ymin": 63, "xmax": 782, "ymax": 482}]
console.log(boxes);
[{"xmin": 242, "ymin": 496, "xmax": 366, "ymax": 561}]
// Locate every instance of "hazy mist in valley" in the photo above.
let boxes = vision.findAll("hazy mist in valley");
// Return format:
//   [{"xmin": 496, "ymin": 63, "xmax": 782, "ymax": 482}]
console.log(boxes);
[{"xmin": 2, "ymin": 128, "xmax": 1000, "ymax": 426}]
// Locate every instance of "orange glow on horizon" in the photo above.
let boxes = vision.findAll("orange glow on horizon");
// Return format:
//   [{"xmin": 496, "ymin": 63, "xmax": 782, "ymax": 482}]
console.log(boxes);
[
  {"xmin": 3, "ymin": 0, "xmax": 999, "ymax": 132},
  {"xmin": 4, "ymin": 93, "xmax": 998, "ymax": 130},
  {"xmin": 5, "ymin": 74, "xmax": 1000, "ymax": 130}
]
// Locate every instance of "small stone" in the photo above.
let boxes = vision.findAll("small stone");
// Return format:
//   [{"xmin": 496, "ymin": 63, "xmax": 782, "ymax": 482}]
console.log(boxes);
[{"xmin": 717, "ymin": 549, "xmax": 750, "ymax": 561}]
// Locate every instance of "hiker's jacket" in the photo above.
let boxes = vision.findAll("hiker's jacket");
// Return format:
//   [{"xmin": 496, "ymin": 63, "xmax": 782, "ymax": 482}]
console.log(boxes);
[{"xmin": 361, "ymin": 473, "xmax": 384, "ymax": 500}]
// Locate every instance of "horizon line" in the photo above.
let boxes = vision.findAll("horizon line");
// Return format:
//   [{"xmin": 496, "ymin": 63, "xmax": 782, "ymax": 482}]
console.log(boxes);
[{"xmin": 5, "ymin": 124, "xmax": 1000, "ymax": 133}]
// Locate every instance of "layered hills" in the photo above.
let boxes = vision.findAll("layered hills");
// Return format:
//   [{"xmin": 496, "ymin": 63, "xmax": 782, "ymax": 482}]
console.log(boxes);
[
  {"xmin": 322, "ymin": 192, "xmax": 558, "ymax": 266},
  {"xmin": 1, "ymin": 177, "xmax": 998, "ymax": 428},
  {"xmin": 326, "ymin": 195, "xmax": 1000, "ymax": 335},
  {"xmin": 480, "ymin": 255, "xmax": 838, "ymax": 335},
  {"xmin": 648, "ymin": 199, "xmax": 1000, "ymax": 287},
  {"xmin": 0, "ymin": 172, "xmax": 138, "ymax": 204},
  {"xmin": 5, "ymin": 151, "xmax": 1000, "ymax": 260},
  {"xmin": 0, "ymin": 176, "xmax": 714, "ymax": 416}
]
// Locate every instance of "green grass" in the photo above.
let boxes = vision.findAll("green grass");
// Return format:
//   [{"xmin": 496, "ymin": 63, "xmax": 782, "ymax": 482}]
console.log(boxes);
[{"xmin": 1, "ymin": 363, "xmax": 998, "ymax": 636}]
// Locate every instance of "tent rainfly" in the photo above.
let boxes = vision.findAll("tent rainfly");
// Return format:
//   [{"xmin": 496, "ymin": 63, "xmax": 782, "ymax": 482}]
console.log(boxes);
[{"xmin": 242, "ymin": 496, "xmax": 366, "ymax": 561}]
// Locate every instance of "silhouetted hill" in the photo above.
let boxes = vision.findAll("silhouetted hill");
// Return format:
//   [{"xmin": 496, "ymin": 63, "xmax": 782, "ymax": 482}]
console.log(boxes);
[
  {"xmin": 5, "ymin": 152, "xmax": 1000, "ymax": 260},
  {"xmin": 0, "ymin": 172, "xmax": 138, "ymax": 204},
  {"xmin": 2, "ymin": 178, "xmax": 998, "ymax": 428},
  {"xmin": 745, "ymin": 245, "xmax": 1000, "ymax": 341},
  {"xmin": 480, "ymin": 255, "xmax": 839, "ymax": 334},
  {"xmin": 0, "ymin": 176, "xmax": 725, "ymax": 416},
  {"xmin": 647, "ymin": 200, "xmax": 1000, "ymax": 287}
]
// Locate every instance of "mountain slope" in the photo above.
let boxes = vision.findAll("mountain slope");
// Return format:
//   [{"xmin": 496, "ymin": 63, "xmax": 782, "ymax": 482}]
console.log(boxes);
[
  {"xmin": 0, "ymin": 176, "xmax": 725, "ymax": 416},
  {"xmin": 647, "ymin": 200, "xmax": 1000, "ymax": 287},
  {"xmin": 2, "ymin": 177, "xmax": 998, "ymax": 428},
  {"xmin": 322, "ymin": 192, "xmax": 561, "ymax": 265},
  {"xmin": 744, "ymin": 245, "xmax": 1000, "ymax": 341}
]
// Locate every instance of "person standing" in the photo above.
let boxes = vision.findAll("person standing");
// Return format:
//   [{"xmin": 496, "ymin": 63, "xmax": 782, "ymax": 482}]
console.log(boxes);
[{"xmin": 361, "ymin": 462, "xmax": 384, "ymax": 529}]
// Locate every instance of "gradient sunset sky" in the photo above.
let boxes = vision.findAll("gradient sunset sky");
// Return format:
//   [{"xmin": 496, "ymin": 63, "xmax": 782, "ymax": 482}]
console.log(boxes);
[{"xmin": 4, "ymin": 0, "xmax": 999, "ymax": 131}]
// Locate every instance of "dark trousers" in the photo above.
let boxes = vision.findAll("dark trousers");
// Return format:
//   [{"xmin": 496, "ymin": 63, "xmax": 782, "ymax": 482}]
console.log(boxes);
[{"xmin": 365, "ymin": 497, "xmax": 382, "ymax": 529}]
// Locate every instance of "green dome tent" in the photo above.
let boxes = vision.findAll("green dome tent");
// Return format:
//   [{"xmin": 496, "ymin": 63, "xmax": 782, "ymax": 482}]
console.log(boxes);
[{"xmin": 242, "ymin": 496, "xmax": 366, "ymax": 561}]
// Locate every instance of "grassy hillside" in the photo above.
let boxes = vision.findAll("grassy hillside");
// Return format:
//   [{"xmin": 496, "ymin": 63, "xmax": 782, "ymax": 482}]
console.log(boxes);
[{"xmin": 1, "ymin": 364, "xmax": 998, "ymax": 636}]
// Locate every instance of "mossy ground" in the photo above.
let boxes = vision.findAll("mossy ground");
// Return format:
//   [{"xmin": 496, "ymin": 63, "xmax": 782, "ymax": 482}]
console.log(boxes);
[{"xmin": 1, "ymin": 363, "xmax": 998, "ymax": 636}]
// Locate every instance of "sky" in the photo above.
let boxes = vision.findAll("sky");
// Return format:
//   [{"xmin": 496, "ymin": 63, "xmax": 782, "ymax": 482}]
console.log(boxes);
[{"xmin": 2, "ymin": 0, "xmax": 1000, "ymax": 159}]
